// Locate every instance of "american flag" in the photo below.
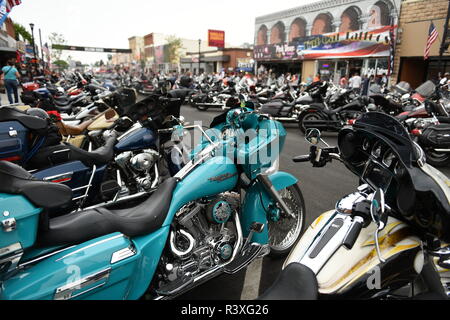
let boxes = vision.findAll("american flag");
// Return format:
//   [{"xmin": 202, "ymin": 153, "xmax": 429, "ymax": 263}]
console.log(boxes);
[
  {"xmin": 5, "ymin": 0, "xmax": 21, "ymax": 12},
  {"xmin": 424, "ymin": 22, "xmax": 439, "ymax": 60}
]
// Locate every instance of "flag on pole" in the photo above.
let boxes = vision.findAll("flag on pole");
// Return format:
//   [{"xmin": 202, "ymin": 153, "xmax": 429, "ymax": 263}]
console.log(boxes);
[
  {"xmin": 5, "ymin": 0, "xmax": 21, "ymax": 13},
  {"xmin": 0, "ymin": 0, "xmax": 21, "ymax": 27},
  {"xmin": 424, "ymin": 22, "xmax": 439, "ymax": 60},
  {"xmin": 387, "ymin": 25, "xmax": 395, "ymax": 76}
]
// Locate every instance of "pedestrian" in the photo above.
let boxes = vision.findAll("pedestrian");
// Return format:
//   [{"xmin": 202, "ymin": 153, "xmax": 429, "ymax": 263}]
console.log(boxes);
[
  {"xmin": 313, "ymin": 73, "xmax": 321, "ymax": 83},
  {"xmin": 349, "ymin": 72, "xmax": 362, "ymax": 95},
  {"xmin": 339, "ymin": 75, "xmax": 348, "ymax": 88},
  {"xmin": 362, "ymin": 74, "xmax": 370, "ymax": 96},
  {"xmin": 1, "ymin": 58, "xmax": 21, "ymax": 105}
]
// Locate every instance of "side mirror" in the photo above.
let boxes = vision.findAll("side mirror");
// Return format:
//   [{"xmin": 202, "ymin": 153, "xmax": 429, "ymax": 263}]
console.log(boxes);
[{"xmin": 305, "ymin": 128, "xmax": 322, "ymax": 146}]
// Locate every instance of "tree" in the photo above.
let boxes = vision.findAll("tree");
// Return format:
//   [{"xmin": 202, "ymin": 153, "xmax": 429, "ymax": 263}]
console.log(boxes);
[
  {"xmin": 53, "ymin": 60, "xmax": 69, "ymax": 70},
  {"xmin": 166, "ymin": 35, "xmax": 183, "ymax": 65},
  {"xmin": 13, "ymin": 23, "xmax": 32, "ymax": 42},
  {"xmin": 49, "ymin": 32, "xmax": 67, "ymax": 62}
]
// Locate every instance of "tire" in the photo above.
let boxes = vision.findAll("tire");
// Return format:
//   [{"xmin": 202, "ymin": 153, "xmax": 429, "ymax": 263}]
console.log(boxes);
[
  {"xmin": 298, "ymin": 112, "xmax": 324, "ymax": 135},
  {"xmin": 268, "ymin": 184, "xmax": 306, "ymax": 259},
  {"xmin": 425, "ymin": 149, "xmax": 450, "ymax": 167},
  {"xmin": 196, "ymin": 104, "xmax": 209, "ymax": 111}
]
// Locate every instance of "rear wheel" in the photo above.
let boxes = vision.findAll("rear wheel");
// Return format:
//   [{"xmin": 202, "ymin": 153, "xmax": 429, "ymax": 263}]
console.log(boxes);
[
  {"xmin": 425, "ymin": 149, "xmax": 450, "ymax": 167},
  {"xmin": 298, "ymin": 112, "xmax": 323, "ymax": 135},
  {"xmin": 268, "ymin": 184, "xmax": 306, "ymax": 259}
]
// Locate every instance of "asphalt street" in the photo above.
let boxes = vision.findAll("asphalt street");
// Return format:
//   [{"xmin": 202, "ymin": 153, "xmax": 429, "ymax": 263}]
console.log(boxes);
[{"xmin": 175, "ymin": 105, "xmax": 450, "ymax": 300}]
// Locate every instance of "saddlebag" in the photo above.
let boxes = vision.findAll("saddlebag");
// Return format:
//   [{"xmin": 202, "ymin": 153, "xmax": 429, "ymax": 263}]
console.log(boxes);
[
  {"xmin": 0, "ymin": 121, "xmax": 29, "ymax": 164},
  {"xmin": 260, "ymin": 101, "xmax": 285, "ymax": 116},
  {"xmin": 420, "ymin": 124, "xmax": 450, "ymax": 149},
  {"xmin": 0, "ymin": 193, "xmax": 42, "ymax": 274}
]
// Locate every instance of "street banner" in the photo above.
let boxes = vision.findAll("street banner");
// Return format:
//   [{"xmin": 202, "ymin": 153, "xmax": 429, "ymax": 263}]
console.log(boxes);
[
  {"xmin": 52, "ymin": 44, "xmax": 131, "ymax": 53},
  {"xmin": 254, "ymin": 26, "xmax": 397, "ymax": 61},
  {"xmin": 208, "ymin": 30, "xmax": 225, "ymax": 48}
]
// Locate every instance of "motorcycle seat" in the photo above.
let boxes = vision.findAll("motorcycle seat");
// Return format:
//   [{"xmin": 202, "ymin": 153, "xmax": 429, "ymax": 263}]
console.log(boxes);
[
  {"xmin": 258, "ymin": 263, "xmax": 318, "ymax": 300},
  {"xmin": 28, "ymin": 135, "xmax": 117, "ymax": 169},
  {"xmin": 38, "ymin": 177, "xmax": 178, "ymax": 247},
  {"xmin": 0, "ymin": 107, "xmax": 48, "ymax": 131},
  {"xmin": 0, "ymin": 161, "xmax": 72, "ymax": 209}
]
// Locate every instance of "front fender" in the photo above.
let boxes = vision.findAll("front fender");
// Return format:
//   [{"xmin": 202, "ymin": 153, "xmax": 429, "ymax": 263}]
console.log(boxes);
[{"xmin": 241, "ymin": 171, "xmax": 299, "ymax": 244}]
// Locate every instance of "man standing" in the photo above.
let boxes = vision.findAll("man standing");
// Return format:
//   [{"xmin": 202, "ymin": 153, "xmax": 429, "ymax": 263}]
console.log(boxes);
[{"xmin": 349, "ymin": 72, "xmax": 362, "ymax": 95}]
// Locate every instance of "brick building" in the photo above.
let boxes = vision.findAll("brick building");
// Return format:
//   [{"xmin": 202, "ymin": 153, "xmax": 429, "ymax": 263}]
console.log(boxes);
[
  {"xmin": 391, "ymin": 0, "xmax": 450, "ymax": 88},
  {"xmin": 254, "ymin": 0, "xmax": 401, "ymax": 83},
  {"xmin": 180, "ymin": 48, "xmax": 254, "ymax": 74}
]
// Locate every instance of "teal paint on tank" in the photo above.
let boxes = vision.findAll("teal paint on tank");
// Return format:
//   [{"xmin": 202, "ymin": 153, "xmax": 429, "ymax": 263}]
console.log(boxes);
[{"xmin": 163, "ymin": 156, "xmax": 238, "ymax": 227}]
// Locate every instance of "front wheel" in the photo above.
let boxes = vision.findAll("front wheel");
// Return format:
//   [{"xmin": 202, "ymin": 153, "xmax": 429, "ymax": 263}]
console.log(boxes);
[
  {"xmin": 298, "ymin": 112, "xmax": 323, "ymax": 135},
  {"xmin": 268, "ymin": 184, "xmax": 306, "ymax": 259}
]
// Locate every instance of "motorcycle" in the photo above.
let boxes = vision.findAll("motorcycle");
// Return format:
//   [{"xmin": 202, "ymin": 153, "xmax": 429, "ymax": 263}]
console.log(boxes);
[
  {"xmin": 0, "ymin": 91, "xmax": 187, "ymax": 214},
  {"xmin": 259, "ymin": 112, "xmax": 450, "ymax": 300},
  {"xmin": 0, "ymin": 107, "xmax": 305, "ymax": 300},
  {"xmin": 299, "ymin": 95, "xmax": 377, "ymax": 134}
]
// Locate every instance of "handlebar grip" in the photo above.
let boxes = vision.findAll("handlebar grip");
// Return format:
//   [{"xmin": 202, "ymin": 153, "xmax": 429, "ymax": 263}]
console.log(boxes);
[
  {"xmin": 343, "ymin": 219, "xmax": 363, "ymax": 250},
  {"xmin": 293, "ymin": 155, "xmax": 311, "ymax": 163}
]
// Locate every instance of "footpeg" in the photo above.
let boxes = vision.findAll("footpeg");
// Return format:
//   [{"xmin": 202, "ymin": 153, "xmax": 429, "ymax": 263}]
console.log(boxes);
[
  {"xmin": 224, "ymin": 244, "xmax": 264, "ymax": 275},
  {"xmin": 156, "ymin": 274, "xmax": 194, "ymax": 296}
]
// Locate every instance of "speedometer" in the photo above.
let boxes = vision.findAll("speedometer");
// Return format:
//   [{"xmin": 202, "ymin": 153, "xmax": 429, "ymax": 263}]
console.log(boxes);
[
  {"xmin": 382, "ymin": 151, "xmax": 396, "ymax": 168},
  {"xmin": 362, "ymin": 138, "xmax": 370, "ymax": 151},
  {"xmin": 371, "ymin": 142, "xmax": 382, "ymax": 159}
]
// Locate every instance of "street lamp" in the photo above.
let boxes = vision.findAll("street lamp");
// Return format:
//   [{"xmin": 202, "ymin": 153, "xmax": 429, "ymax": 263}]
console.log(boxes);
[
  {"xmin": 29, "ymin": 23, "xmax": 38, "ymax": 73},
  {"xmin": 198, "ymin": 39, "xmax": 201, "ymax": 75}
]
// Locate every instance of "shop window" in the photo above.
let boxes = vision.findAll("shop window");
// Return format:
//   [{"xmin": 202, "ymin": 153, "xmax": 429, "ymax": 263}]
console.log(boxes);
[
  {"xmin": 311, "ymin": 13, "xmax": 333, "ymax": 35},
  {"xmin": 340, "ymin": 7, "xmax": 361, "ymax": 33},
  {"xmin": 270, "ymin": 22, "xmax": 286, "ymax": 44},
  {"xmin": 257, "ymin": 25, "xmax": 268, "ymax": 46},
  {"xmin": 289, "ymin": 18, "xmax": 306, "ymax": 42}
]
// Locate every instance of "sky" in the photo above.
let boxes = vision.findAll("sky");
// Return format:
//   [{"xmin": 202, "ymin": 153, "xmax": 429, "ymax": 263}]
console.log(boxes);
[{"xmin": 9, "ymin": 0, "xmax": 320, "ymax": 64}]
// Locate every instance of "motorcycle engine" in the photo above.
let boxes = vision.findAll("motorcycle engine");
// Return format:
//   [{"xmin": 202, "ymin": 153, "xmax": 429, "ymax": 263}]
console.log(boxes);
[
  {"xmin": 114, "ymin": 149, "xmax": 160, "ymax": 192},
  {"xmin": 155, "ymin": 193, "xmax": 240, "ymax": 291}
]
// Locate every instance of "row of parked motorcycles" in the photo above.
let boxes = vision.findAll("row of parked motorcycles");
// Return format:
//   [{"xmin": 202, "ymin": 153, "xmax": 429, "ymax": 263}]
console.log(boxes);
[
  {"xmin": 0, "ymin": 71, "xmax": 449, "ymax": 300},
  {"xmin": 188, "ymin": 76, "xmax": 450, "ymax": 169}
]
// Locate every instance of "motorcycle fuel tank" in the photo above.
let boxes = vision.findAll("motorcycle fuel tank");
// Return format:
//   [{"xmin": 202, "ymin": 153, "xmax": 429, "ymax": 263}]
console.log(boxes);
[
  {"xmin": 163, "ymin": 155, "xmax": 239, "ymax": 227},
  {"xmin": 115, "ymin": 127, "xmax": 157, "ymax": 153}
]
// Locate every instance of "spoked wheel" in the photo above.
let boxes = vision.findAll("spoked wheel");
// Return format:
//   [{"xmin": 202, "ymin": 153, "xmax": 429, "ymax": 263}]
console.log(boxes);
[
  {"xmin": 299, "ymin": 112, "xmax": 323, "ymax": 135},
  {"xmin": 268, "ymin": 184, "xmax": 306, "ymax": 258},
  {"xmin": 425, "ymin": 149, "xmax": 450, "ymax": 167}
]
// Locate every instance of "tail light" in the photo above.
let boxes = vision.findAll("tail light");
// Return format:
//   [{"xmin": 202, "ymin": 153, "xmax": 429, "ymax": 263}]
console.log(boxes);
[
  {"xmin": 347, "ymin": 119, "xmax": 356, "ymax": 125},
  {"xmin": 411, "ymin": 129, "xmax": 422, "ymax": 136}
]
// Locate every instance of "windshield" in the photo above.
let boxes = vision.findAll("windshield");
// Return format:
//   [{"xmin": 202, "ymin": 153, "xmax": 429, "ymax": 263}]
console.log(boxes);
[{"xmin": 353, "ymin": 112, "xmax": 419, "ymax": 167}]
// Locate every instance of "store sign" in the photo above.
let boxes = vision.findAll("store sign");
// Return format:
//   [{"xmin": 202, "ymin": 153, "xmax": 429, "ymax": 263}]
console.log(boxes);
[
  {"xmin": 208, "ymin": 30, "xmax": 225, "ymax": 48},
  {"xmin": 52, "ymin": 44, "xmax": 132, "ymax": 53},
  {"xmin": 237, "ymin": 58, "xmax": 254, "ymax": 71},
  {"xmin": 254, "ymin": 26, "xmax": 396, "ymax": 61}
]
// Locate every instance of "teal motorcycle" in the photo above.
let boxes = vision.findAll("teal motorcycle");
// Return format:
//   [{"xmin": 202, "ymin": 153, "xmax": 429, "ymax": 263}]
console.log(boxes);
[{"xmin": 0, "ymin": 107, "xmax": 305, "ymax": 300}]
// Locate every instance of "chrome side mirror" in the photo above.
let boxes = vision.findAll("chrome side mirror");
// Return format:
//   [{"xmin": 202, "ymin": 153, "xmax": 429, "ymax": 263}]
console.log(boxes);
[{"xmin": 305, "ymin": 128, "xmax": 322, "ymax": 146}]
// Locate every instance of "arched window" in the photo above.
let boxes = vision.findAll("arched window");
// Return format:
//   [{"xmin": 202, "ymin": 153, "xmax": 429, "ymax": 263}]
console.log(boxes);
[
  {"xmin": 270, "ymin": 22, "xmax": 286, "ymax": 44},
  {"xmin": 311, "ymin": 13, "xmax": 333, "ymax": 35},
  {"xmin": 289, "ymin": 18, "xmax": 307, "ymax": 42},
  {"xmin": 368, "ymin": 1, "xmax": 392, "ymax": 28},
  {"xmin": 257, "ymin": 25, "xmax": 268, "ymax": 46},
  {"xmin": 340, "ymin": 7, "xmax": 361, "ymax": 32}
]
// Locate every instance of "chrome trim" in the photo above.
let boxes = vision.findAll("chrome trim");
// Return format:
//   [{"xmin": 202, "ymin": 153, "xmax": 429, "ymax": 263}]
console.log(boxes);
[
  {"xmin": 0, "ymin": 243, "xmax": 22, "ymax": 258},
  {"xmin": 18, "ymin": 246, "xmax": 77, "ymax": 269},
  {"xmin": 78, "ymin": 165, "xmax": 97, "ymax": 209},
  {"xmin": 111, "ymin": 246, "xmax": 137, "ymax": 264},
  {"xmin": 43, "ymin": 172, "xmax": 74, "ymax": 182},
  {"xmin": 54, "ymin": 268, "xmax": 111, "ymax": 300},
  {"xmin": 56, "ymin": 234, "xmax": 124, "ymax": 261},
  {"xmin": 0, "ymin": 242, "xmax": 23, "ymax": 274},
  {"xmin": 299, "ymin": 213, "xmax": 355, "ymax": 275},
  {"xmin": 1, "ymin": 218, "xmax": 16, "ymax": 232},
  {"xmin": 117, "ymin": 122, "xmax": 143, "ymax": 142}
]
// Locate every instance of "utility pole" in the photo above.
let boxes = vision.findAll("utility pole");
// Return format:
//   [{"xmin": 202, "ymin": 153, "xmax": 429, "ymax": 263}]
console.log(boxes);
[
  {"xmin": 39, "ymin": 29, "xmax": 44, "ymax": 71},
  {"xmin": 29, "ymin": 23, "xmax": 38, "ymax": 73},
  {"xmin": 439, "ymin": 0, "xmax": 450, "ymax": 76},
  {"xmin": 198, "ymin": 39, "xmax": 201, "ymax": 75}
]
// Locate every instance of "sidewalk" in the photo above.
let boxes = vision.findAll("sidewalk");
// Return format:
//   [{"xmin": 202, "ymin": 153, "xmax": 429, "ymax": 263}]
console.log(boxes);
[{"xmin": 0, "ymin": 88, "xmax": 23, "ymax": 107}]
